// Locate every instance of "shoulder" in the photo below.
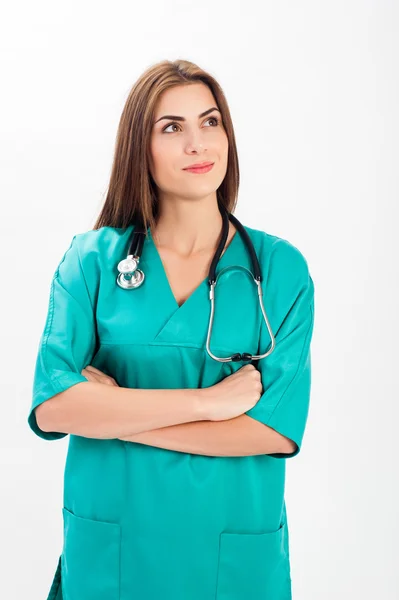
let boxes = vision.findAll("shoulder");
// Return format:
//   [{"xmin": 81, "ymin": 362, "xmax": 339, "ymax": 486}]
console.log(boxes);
[
  {"xmin": 243, "ymin": 223, "xmax": 314, "ymax": 300},
  {"xmin": 66, "ymin": 225, "xmax": 133, "ymax": 271},
  {"xmin": 55, "ymin": 226, "xmax": 132, "ymax": 289},
  {"xmin": 243, "ymin": 224, "xmax": 310, "ymax": 274},
  {"xmin": 73, "ymin": 225, "xmax": 132, "ymax": 257}
]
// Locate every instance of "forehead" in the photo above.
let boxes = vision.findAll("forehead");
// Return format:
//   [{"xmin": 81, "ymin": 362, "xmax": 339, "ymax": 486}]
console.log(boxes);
[{"xmin": 154, "ymin": 83, "xmax": 217, "ymax": 116}]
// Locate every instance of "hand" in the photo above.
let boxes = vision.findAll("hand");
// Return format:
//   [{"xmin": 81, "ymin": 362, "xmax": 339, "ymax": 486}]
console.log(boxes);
[
  {"xmin": 200, "ymin": 363, "xmax": 263, "ymax": 422},
  {"xmin": 81, "ymin": 365, "xmax": 120, "ymax": 387},
  {"xmin": 82, "ymin": 366, "xmax": 130, "ymax": 442}
]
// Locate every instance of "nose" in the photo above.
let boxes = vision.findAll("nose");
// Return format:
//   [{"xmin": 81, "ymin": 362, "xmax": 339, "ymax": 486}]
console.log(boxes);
[
  {"xmin": 183, "ymin": 127, "xmax": 207, "ymax": 152},
  {"xmin": 185, "ymin": 139, "xmax": 205, "ymax": 153}
]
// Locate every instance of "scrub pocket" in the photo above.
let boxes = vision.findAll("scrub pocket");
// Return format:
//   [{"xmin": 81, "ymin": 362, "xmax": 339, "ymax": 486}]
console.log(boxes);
[
  {"xmin": 60, "ymin": 507, "xmax": 121, "ymax": 600},
  {"xmin": 215, "ymin": 522, "xmax": 290, "ymax": 600}
]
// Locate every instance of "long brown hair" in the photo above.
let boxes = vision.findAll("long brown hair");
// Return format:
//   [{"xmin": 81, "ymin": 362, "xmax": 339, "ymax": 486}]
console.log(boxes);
[{"xmin": 93, "ymin": 59, "xmax": 240, "ymax": 232}]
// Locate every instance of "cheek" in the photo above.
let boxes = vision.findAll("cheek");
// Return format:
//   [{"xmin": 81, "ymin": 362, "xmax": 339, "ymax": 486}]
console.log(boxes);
[
  {"xmin": 213, "ymin": 135, "xmax": 229, "ymax": 170},
  {"xmin": 150, "ymin": 140, "xmax": 179, "ymax": 180},
  {"xmin": 209, "ymin": 130, "xmax": 228, "ymax": 156}
]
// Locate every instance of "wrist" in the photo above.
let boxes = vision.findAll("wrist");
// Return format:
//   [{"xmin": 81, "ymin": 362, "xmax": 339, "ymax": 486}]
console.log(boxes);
[{"xmin": 191, "ymin": 387, "xmax": 213, "ymax": 421}]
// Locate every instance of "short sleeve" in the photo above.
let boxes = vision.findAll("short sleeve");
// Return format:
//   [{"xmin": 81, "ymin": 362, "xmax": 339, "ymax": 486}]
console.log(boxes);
[
  {"xmin": 245, "ymin": 239, "xmax": 315, "ymax": 459},
  {"xmin": 28, "ymin": 235, "xmax": 97, "ymax": 441}
]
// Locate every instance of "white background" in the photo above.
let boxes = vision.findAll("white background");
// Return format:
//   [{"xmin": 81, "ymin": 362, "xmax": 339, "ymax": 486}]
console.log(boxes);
[{"xmin": 1, "ymin": 1, "xmax": 398, "ymax": 598}]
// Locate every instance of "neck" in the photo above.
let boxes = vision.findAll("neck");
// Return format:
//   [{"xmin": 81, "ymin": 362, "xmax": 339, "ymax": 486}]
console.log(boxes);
[{"xmin": 151, "ymin": 195, "xmax": 231, "ymax": 255}]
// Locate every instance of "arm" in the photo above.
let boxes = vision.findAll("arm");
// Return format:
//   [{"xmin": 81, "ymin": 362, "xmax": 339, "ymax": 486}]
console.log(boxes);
[
  {"xmin": 29, "ymin": 235, "xmax": 207, "ymax": 441},
  {"xmin": 243, "ymin": 239, "xmax": 315, "ymax": 459},
  {"xmin": 118, "ymin": 413, "xmax": 295, "ymax": 457},
  {"xmin": 36, "ymin": 377, "xmax": 292, "ymax": 452},
  {"xmin": 36, "ymin": 383, "xmax": 205, "ymax": 439}
]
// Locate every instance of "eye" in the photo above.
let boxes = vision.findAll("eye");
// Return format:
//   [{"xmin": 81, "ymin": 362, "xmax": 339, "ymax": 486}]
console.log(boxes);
[
  {"xmin": 205, "ymin": 116, "xmax": 220, "ymax": 127},
  {"xmin": 162, "ymin": 116, "xmax": 220, "ymax": 134},
  {"xmin": 162, "ymin": 122, "xmax": 181, "ymax": 134}
]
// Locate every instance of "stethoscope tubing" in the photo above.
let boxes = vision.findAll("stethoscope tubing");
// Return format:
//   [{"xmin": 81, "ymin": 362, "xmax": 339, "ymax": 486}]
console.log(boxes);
[{"xmin": 116, "ymin": 200, "xmax": 276, "ymax": 362}]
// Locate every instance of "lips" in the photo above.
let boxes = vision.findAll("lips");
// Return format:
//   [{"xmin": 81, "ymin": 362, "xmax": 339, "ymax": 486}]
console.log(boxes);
[
  {"xmin": 183, "ymin": 162, "xmax": 214, "ymax": 174},
  {"xmin": 184, "ymin": 161, "xmax": 214, "ymax": 169}
]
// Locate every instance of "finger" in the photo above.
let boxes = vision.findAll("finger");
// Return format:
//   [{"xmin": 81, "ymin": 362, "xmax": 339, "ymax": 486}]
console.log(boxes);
[
  {"xmin": 86, "ymin": 366, "xmax": 117, "ymax": 384},
  {"xmin": 103, "ymin": 378, "xmax": 119, "ymax": 386},
  {"xmin": 83, "ymin": 367, "xmax": 119, "ymax": 386},
  {"xmin": 82, "ymin": 371, "xmax": 100, "ymax": 383},
  {"xmin": 84, "ymin": 365, "xmax": 106, "ymax": 375}
]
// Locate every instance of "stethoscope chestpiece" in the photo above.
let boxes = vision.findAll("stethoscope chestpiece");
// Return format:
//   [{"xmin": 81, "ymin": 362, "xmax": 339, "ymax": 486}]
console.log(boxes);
[{"xmin": 116, "ymin": 255, "xmax": 145, "ymax": 290}]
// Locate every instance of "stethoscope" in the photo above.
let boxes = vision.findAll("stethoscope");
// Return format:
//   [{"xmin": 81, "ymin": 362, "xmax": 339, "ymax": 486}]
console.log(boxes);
[{"xmin": 116, "ymin": 200, "xmax": 276, "ymax": 363}]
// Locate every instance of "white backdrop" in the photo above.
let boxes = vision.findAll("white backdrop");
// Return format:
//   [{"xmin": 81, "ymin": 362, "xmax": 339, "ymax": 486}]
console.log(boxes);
[{"xmin": 1, "ymin": 1, "xmax": 398, "ymax": 598}]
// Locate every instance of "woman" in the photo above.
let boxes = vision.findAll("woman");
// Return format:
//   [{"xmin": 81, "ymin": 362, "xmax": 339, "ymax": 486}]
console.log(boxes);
[{"xmin": 28, "ymin": 59, "xmax": 315, "ymax": 600}]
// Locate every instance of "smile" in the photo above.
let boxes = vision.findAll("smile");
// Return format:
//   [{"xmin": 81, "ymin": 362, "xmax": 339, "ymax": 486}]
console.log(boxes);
[{"xmin": 183, "ymin": 163, "xmax": 214, "ymax": 174}]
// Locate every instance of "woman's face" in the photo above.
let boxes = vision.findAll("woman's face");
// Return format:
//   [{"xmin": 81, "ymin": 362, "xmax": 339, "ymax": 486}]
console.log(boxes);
[{"xmin": 149, "ymin": 83, "xmax": 229, "ymax": 201}]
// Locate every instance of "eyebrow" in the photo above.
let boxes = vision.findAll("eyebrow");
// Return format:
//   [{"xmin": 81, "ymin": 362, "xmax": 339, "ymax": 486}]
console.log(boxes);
[{"xmin": 154, "ymin": 107, "xmax": 221, "ymax": 124}]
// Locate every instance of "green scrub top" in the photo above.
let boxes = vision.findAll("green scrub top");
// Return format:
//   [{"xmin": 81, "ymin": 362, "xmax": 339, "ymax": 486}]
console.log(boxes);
[{"xmin": 28, "ymin": 222, "xmax": 315, "ymax": 600}]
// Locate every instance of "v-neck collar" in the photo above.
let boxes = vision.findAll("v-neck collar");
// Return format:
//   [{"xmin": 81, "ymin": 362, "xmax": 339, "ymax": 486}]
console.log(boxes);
[
  {"xmin": 144, "ymin": 225, "xmax": 242, "ymax": 313},
  {"xmin": 130, "ymin": 223, "xmax": 256, "ymax": 347}
]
